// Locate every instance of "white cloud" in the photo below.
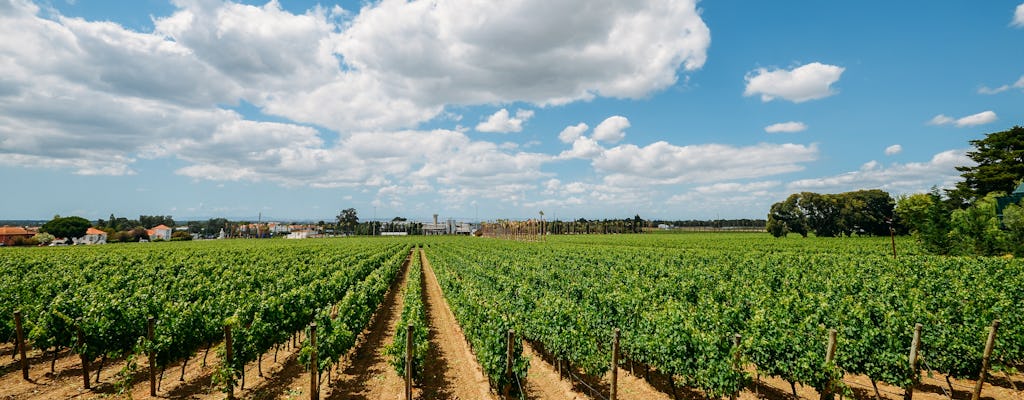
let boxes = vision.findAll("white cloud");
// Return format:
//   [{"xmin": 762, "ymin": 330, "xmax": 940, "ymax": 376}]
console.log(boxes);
[
  {"xmin": 744, "ymin": 62, "xmax": 845, "ymax": 103},
  {"xmin": 764, "ymin": 121, "xmax": 807, "ymax": 133},
  {"xmin": 978, "ymin": 75, "xmax": 1024, "ymax": 94},
  {"xmin": 693, "ymin": 181, "xmax": 780, "ymax": 194},
  {"xmin": 929, "ymin": 115, "xmax": 955, "ymax": 125},
  {"xmin": 476, "ymin": 108, "xmax": 534, "ymax": 133},
  {"xmin": 884, "ymin": 144, "xmax": 902, "ymax": 156},
  {"xmin": 557, "ymin": 135, "xmax": 605, "ymax": 160},
  {"xmin": 1013, "ymin": 3, "xmax": 1024, "ymax": 27},
  {"xmin": 592, "ymin": 116, "xmax": 630, "ymax": 143},
  {"xmin": 558, "ymin": 123, "xmax": 589, "ymax": 143},
  {"xmin": 0, "ymin": 0, "xmax": 713, "ymax": 187},
  {"xmin": 594, "ymin": 142, "xmax": 819, "ymax": 186},
  {"xmin": 929, "ymin": 111, "xmax": 998, "ymax": 127},
  {"xmin": 787, "ymin": 149, "xmax": 972, "ymax": 194}
]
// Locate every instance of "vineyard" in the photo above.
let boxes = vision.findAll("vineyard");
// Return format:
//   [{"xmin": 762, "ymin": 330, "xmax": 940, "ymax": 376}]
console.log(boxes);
[
  {"xmin": 425, "ymin": 234, "xmax": 1024, "ymax": 398},
  {"xmin": 1, "ymin": 234, "xmax": 1022, "ymax": 400}
]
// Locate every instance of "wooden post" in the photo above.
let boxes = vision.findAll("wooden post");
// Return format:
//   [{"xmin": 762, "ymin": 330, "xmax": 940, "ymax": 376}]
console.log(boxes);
[
  {"xmin": 730, "ymin": 334, "xmax": 742, "ymax": 400},
  {"xmin": 820, "ymin": 328, "xmax": 837, "ymax": 400},
  {"xmin": 403, "ymin": 323, "xmax": 411, "ymax": 400},
  {"xmin": 15, "ymin": 310, "xmax": 29, "ymax": 381},
  {"xmin": 148, "ymin": 317, "xmax": 156, "ymax": 396},
  {"xmin": 904, "ymin": 323, "xmax": 922, "ymax": 400},
  {"xmin": 610, "ymin": 328, "xmax": 620, "ymax": 400},
  {"xmin": 505, "ymin": 329, "xmax": 514, "ymax": 398},
  {"xmin": 76, "ymin": 322, "xmax": 90, "ymax": 390},
  {"xmin": 971, "ymin": 320, "xmax": 1000, "ymax": 400},
  {"xmin": 224, "ymin": 325, "xmax": 234, "ymax": 400},
  {"xmin": 310, "ymin": 323, "xmax": 318, "ymax": 400}
]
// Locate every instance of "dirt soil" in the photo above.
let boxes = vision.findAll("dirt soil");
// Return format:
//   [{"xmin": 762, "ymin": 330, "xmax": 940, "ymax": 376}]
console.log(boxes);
[
  {"xmin": 419, "ymin": 249, "xmax": 497, "ymax": 400},
  {"xmin": 3, "ymin": 244, "xmax": 1023, "ymax": 400}
]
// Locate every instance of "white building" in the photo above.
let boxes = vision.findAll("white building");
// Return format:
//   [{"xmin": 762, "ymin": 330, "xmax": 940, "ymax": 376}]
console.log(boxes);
[
  {"xmin": 73, "ymin": 227, "xmax": 107, "ymax": 245},
  {"xmin": 147, "ymin": 225, "xmax": 173, "ymax": 241}
]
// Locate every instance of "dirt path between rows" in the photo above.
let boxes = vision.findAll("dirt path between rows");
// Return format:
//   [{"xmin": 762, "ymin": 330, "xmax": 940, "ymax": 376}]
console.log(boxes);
[
  {"xmin": 320, "ymin": 248, "xmax": 412, "ymax": 400},
  {"xmin": 419, "ymin": 249, "xmax": 497, "ymax": 400}
]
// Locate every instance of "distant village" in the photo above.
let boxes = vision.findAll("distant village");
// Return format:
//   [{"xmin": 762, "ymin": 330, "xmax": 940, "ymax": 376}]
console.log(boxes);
[{"xmin": 0, "ymin": 213, "xmax": 478, "ymax": 247}]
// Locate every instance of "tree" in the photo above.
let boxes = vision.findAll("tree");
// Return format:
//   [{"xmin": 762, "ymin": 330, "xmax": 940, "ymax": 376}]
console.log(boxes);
[
  {"xmin": 337, "ymin": 208, "xmax": 358, "ymax": 234},
  {"xmin": 949, "ymin": 125, "xmax": 1024, "ymax": 206},
  {"xmin": 767, "ymin": 193, "xmax": 807, "ymax": 237},
  {"xmin": 40, "ymin": 216, "xmax": 91, "ymax": 240},
  {"xmin": 948, "ymin": 193, "xmax": 1008, "ymax": 255}
]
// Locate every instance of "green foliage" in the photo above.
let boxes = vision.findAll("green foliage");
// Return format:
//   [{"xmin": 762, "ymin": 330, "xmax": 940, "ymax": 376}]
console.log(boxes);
[
  {"xmin": 768, "ymin": 190, "xmax": 895, "ymax": 238},
  {"xmin": 948, "ymin": 193, "xmax": 1009, "ymax": 256},
  {"xmin": 170, "ymin": 230, "xmax": 192, "ymax": 241},
  {"xmin": 32, "ymin": 232, "xmax": 55, "ymax": 245},
  {"xmin": 768, "ymin": 194, "xmax": 806, "ymax": 237},
  {"xmin": 386, "ymin": 249, "xmax": 429, "ymax": 382},
  {"xmin": 950, "ymin": 125, "xmax": 1024, "ymax": 205},
  {"xmin": 337, "ymin": 208, "xmax": 359, "ymax": 234},
  {"xmin": 0, "ymin": 238, "xmax": 411, "ymax": 395},
  {"xmin": 40, "ymin": 215, "xmax": 91, "ymax": 239}
]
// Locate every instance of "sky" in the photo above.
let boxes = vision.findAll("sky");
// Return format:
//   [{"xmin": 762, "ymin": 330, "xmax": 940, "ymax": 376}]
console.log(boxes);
[{"xmin": 1, "ymin": 0, "xmax": 1023, "ymax": 222}]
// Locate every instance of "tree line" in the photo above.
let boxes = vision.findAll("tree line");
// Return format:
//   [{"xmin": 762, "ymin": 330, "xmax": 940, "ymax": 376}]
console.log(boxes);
[{"xmin": 767, "ymin": 125, "xmax": 1024, "ymax": 257}]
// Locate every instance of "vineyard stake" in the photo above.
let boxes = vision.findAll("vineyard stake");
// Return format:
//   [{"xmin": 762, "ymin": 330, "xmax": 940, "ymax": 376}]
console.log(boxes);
[
  {"xmin": 76, "ymin": 321, "xmax": 90, "ymax": 390},
  {"xmin": 225, "ymin": 325, "xmax": 234, "ymax": 400},
  {"xmin": 15, "ymin": 310, "xmax": 28, "ymax": 381},
  {"xmin": 730, "ymin": 334, "xmax": 742, "ymax": 400},
  {"xmin": 820, "ymin": 328, "xmax": 837, "ymax": 400},
  {"xmin": 904, "ymin": 323, "xmax": 922, "ymax": 400},
  {"xmin": 403, "ymin": 323, "xmax": 411, "ymax": 400},
  {"xmin": 148, "ymin": 317, "xmax": 156, "ymax": 396},
  {"xmin": 610, "ymin": 328, "xmax": 620, "ymax": 400},
  {"xmin": 504, "ymin": 329, "xmax": 514, "ymax": 398},
  {"xmin": 970, "ymin": 319, "xmax": 1000, "ymax": 400},
  {"xmin": 310, "ymin": 322, "xmax": 319, "ymax": 400}
]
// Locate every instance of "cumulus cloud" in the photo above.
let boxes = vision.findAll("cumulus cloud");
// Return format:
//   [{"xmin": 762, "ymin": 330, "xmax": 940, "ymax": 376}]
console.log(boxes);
[
  {"xmin": 0, "ymin": 0, "xmax": 714, "ymax": 195},
  {"xmin": 978, "ymin": 75, "xmax": 1024, "ymax": 94},
  {"xmin": 476, "ymin": 108, "xmax": 534, "ymax": 133},
  {"xmin": 594, "ymin": 142, "xmax": 818, "ymax": 187},
  {"xmin": 744, "ymin": 62, "xmax": 845, "ymax": 103},
  {"xmin": 884, "ymin": 144, "xmax": 902, "ymax": 156},
  {"xmin": 764, "ymin": 121, "xmax": 807, "ymax": 133},
  {"xmin": 1014, "ymin": 3, "xmax": 1024, "ymax": 27},
  {"xmin": 592, "ymin": 116, "xmax": 631, "ymax": 143},
  {"xmin": 558, "ymin": 123, "xmax": 589, "ymax": 143},
  {"xmin": 929, "ymin": 111, "xmax": 998, "ymax": 127},
  {"xmin": 787, "ymin": 149, "xmax": 972, "ymax": 194}
]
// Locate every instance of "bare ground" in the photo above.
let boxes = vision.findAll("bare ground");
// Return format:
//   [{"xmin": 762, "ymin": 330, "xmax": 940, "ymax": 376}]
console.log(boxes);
[{"xmin": 419, "ymin": 249, "xmax": 498, "ymax": 400}]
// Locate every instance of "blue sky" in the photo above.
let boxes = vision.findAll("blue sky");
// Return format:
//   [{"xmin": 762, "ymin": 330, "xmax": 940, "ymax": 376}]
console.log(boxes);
[{"xmin": 1, "ymin": 0, "xmax": 1022, "ymax": 222}]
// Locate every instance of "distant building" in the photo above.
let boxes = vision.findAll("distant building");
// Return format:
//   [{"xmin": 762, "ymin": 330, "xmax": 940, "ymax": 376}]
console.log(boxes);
[
  {"xmin": 74, "ymin": 227, "xmax": 107, "ymax": 245},
  {"xmin": 147, "ymin": 224, "xmax": 173, "ymax": 241},
  {"xmin": 0, "ymin": 226, "xmax": 35, "ymax": 246},
  {"xmin": 658, "ymin": 224, "xmax": 672, "ymax": 230},
  {"xmin": 287, "ymin": 230, "xmax": 314, "ymax": 239},
  {"xmin": 997, "ymin": 182, "xmax": 1024, "ymax": 222}
]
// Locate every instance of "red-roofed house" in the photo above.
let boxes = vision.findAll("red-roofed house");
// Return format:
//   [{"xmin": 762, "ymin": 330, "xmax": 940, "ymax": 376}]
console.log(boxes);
[
  {"xmin": 74, "ymin": 227, "xmax": 108, "ymax": 245},
  {"xmin": 148, "ymin": 225, "xmax": 172, "ymax": 241},
  {"xmin": 0, "ymin": 226, "xmax": 35, "ymax": 246}
]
